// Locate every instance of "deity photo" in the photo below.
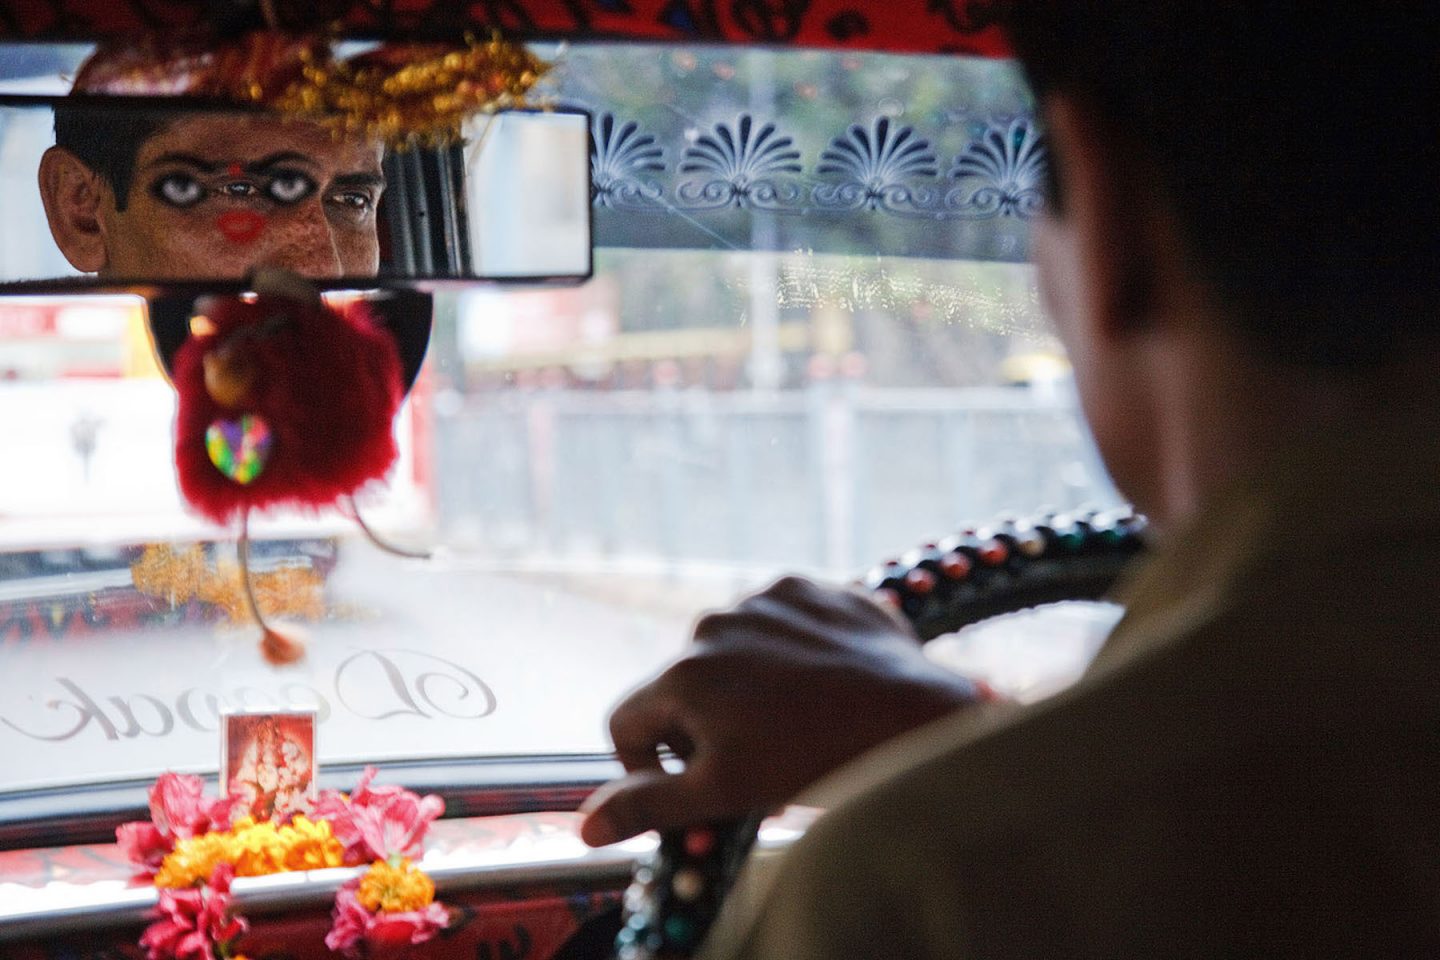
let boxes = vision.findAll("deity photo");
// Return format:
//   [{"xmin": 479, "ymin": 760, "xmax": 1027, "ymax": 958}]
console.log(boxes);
[{"xmin": 220, "ymin": 709, "xmax": 317, "ymax": 820}]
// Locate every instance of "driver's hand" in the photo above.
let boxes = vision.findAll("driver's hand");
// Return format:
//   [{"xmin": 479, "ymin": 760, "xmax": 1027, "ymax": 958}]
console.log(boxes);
[{"xmin": 579, "ymin": 575, "xmax": 990, "ymax": 846}]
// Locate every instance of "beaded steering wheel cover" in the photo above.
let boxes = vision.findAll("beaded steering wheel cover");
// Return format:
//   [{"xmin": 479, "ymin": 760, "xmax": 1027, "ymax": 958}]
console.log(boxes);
[{"xmin": 618, "ymin": 506, "xmax": 1148, "ymax": 959}]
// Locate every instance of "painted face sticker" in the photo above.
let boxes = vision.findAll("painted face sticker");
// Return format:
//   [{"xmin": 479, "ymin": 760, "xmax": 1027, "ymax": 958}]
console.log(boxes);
[
  {"xmin": 151, "ymin": 172, "xmax": 206, "ymax": 208},
  {"xmin": 216, "ymin": 210, "xmax": 267, "ymax": 244},
  {"xmin": 265, "ymin": 169, "xmax": 317, "ymax": 205},
  {"xmin": 149, "ymin": 161, "xmax": 320, "ymax": 212}
]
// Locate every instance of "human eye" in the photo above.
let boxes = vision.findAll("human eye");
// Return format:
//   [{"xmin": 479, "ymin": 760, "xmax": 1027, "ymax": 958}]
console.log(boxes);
[
  {"xmin": 150, "ymin": 172, "xmax": 205, "ymax": 208},
  {"xmin": 265, "ymin": 169, "xmax": 318, "ymax": 205},
  {"xmin": 217, "ymin": 179, "xmax": 262, "ymax": 199},
  {"xmin": 325, "ymin": 188, "xmax": 377, "ymax": 218}
]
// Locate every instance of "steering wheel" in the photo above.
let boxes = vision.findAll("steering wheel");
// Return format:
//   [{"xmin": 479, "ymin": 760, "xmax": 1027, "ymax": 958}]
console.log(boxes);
[{"xmin": 611, "ymin": 507, "xmax": 1149, "ymax": 960}]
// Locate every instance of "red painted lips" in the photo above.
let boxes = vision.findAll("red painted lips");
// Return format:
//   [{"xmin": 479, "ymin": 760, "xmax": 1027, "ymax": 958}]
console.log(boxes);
[{"xmin": 216, "ymin": 210, "xmax": 266, "ymax": 244}]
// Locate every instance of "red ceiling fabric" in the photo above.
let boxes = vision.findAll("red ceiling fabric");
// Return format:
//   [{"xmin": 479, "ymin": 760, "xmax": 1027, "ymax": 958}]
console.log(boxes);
[{"xmin": 0, "ymin": 0, "xmax": 1012, "ymax": 56}]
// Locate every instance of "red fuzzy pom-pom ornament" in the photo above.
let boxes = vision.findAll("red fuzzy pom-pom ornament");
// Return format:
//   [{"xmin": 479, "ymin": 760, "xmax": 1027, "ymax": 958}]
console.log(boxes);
[
  {"xmin": 168, "ymin": 273, "xmax": 412, "ymax": 665},
  {"xmin": 173, "ymin": 293, "xmax": 402, "ymax": 524}
]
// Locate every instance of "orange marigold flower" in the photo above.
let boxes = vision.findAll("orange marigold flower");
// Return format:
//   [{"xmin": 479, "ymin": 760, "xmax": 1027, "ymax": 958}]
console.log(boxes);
[
  {"xmin": 153, "ymin": 816, "xmax": 345, "ymax": 888},
  {"xmin": 154, "ymin": 831, "xmax": 236, "ymax": 889},
  {"xmin": 280, "ymin": 816, "xmax": 346, "ymax": 871},
  {"xmin": 356, "ymin": 858, "xmax": 435, "ymax": 913},
  {"xmin": 228, "ymin": 818, "xmax": 286, "ymax": 877}
]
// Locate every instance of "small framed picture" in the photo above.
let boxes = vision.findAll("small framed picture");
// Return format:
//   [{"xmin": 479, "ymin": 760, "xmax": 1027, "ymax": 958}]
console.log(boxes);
[{"xmin": 220, "ymin": 709, "xmax": 318, "ymax": 821}]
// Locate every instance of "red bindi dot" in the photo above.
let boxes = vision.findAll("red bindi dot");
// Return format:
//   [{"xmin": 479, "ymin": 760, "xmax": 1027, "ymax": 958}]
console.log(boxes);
[{"xmin": 227, "ymin": 163, "xmax": 243, "ymax": 177}]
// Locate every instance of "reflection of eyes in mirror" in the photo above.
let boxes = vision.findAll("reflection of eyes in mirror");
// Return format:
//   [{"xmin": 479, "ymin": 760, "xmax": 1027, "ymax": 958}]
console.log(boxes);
[
  {"xmin": 0, "ymin": 102, "xmax": 592, "ymax": 285},
  {"xmin": 153, "ymin": 172, "xmax": 205, "ymax": 207},
  {"xmin": 266, "ymin": 170, "xmax": 317, "ymax": 204},
  {"xmin": 151, "ymin": 167, "xmax": 353, "ymax": 211}
]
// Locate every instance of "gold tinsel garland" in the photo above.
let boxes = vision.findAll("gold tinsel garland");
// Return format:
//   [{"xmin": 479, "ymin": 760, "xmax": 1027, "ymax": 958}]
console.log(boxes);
[
  {"xmin": 131, "ymin": 543, "xmax": 326, "ymax": 625},
  {"xmin": 272, "ymin": 36, "xmax": 551, "ymax": 147},
  {"xmin": 73, "ymin": 31, "xmax": 551, "ymax": 148}
]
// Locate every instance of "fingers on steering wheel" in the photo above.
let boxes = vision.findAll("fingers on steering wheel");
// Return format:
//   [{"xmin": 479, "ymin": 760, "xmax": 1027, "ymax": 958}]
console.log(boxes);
[
  {"xmin": 694, "ymin": 581, "xmax": 835, "ymax": 646},
  {"xmin": 579, "ymin": 766, "xmax": 719, "ymax": 846},
  {"xmin": 697, "ymin": 575, "xmax": 904, "ymax": 644},
  {"xmin": 609, "ymin": 678, "xmax": 689, "ymax": 773},
  {"xmin": 693, "ymin": 604, "xmax": 790, "ymax": 647}
]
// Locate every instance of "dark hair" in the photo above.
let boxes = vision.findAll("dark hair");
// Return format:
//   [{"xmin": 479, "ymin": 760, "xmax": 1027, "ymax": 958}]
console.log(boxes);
[
  {"xmin": 52, "ymin": 103, "xmax": 174, "ymax": 212},
  {"xmin": 1005, "ymin": 3, "xmax": 1440, "ymax": 366}
]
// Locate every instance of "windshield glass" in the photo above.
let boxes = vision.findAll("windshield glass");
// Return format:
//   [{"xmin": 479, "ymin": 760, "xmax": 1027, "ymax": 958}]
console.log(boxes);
[{"xmin": 0, "ymin": 44, "xmax": 1122, "ymax": 799}]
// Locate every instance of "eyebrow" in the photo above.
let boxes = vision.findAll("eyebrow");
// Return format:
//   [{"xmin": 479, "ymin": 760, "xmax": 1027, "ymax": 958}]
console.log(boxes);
[
  {"xmin": 148, "ymin": 152, "xmax": 219, "ymax": 173},
  {"xmin": 330, "ymin": 172, "xmax": 387, "ymax": 191},
  {"xmin": 244, "ymin": 152, "xmax": 317, "ymax": 173},
  {"xmin": 146, "ymin": 151, "xmax": 321, "ymax": 174}
]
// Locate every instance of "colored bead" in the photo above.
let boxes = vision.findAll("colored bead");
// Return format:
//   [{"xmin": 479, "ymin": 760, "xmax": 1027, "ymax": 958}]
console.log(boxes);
[
  {"xmin": 624, "ymin": 882, "xmax": 651, "ymax": 914},
  {"xmin": 904, "ymin": 568, "xmax": 937, "ymax": 595},
  {"xmin": 683, "ymin": 829, "xmax": 716, "ymax": 858},
  {"xmin": 672, "ymin": 867, "xmax": 705, "ymax": 902},
  {"xmin": 664, "ymin": 916, "xmax": 696, "ymax": 947},
  {"xmin": 873, "ymin": 587, "xmax": 902, "ymax": 609},
  {"xmin": 1016, "ymin": 529, "xmax": 1047, "ymax": 558},
  {"xmin": 977, "ymin": 539, "xmax": 1008, "ymax": 566},
  {"xmin": 205, "ymin": 413, "xmax": 273, "ymax": 485},
  {"xmin": 938, "ymin": 552, "xmax": 972, "ymax": 580}
]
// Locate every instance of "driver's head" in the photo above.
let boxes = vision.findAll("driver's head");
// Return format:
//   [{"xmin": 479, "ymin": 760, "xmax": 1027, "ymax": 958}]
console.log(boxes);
[
  {"xmin": 39, "ymin": 105, "xmax": 385, "ymax": 280},
  {"xmin": 1006, "ymin": 3, "xmax": 1440, "ymax": 517}
]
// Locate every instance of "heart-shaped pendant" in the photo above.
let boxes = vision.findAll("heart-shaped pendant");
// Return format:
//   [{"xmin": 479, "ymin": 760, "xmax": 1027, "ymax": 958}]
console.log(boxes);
[{"xmin": 206, "ymin": 414, "xmax": 273, "ymax": 485}]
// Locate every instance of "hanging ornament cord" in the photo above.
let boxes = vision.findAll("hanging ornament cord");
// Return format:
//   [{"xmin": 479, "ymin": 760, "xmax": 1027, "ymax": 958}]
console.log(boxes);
[
  {"xmin": 238, "ymin": 507, "xmax": 306, "ymax": 664},
  {"xmin": 346, "ymin": 495, "xmax": 432, "ymax": 560}
]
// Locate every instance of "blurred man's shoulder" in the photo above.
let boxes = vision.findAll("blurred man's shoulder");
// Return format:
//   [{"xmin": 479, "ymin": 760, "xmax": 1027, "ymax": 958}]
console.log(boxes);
[{"xmin": 725, "ymin": 492, "xmax": 1440, "ymax": 958}]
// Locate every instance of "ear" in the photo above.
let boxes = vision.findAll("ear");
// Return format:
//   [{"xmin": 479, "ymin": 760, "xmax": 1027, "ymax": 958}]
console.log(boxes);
[
  {"xmin": 1039, "ymin": 93, "xmax": 1165, "ymax": 343},
  {"xmin": 38, "ymin": 146, "xmax": 111, "ymax": 273}
]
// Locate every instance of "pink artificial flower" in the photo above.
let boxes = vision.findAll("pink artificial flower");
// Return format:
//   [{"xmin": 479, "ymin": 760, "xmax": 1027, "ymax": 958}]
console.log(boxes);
[
  {"xmin": 313, "ymin": 767, "xmax": 444, "ymax": 865},
  {"xmin": 120, "ymin": 774, "xmax": 247, "ymax": 874},
  {"xmin": 140, "ymin": 864, "xmax": 248, "ymax": 960},
  {"xmin": 117, "ymin": 821, "xmax": 172, "ymax": 874},
  {"xmin": 349, "ymin": 765, "xmax": 405, "ymax": 806},
  {"xmin": 352, "ymin": 790, "xmax": 445, "ymax": 862},
  {"xmin": 204, "ymin": 792, "xmax": 244, "ymax": 832},
  {"xmin": 149, "ymin": 773, "xmax": 218, "ymax": 841},
  {"xmin": 325, "ymin": 883, "xmax": 449, "ymax": 959}
]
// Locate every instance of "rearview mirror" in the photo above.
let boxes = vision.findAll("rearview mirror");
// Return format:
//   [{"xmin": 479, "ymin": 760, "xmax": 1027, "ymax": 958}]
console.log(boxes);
[{"xmin": 0, "ymin": 98, "xmax": 592, "ymax": 287}]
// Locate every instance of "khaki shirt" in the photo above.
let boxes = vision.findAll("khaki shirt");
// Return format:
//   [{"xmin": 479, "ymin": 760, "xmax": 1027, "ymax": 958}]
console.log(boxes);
[{"xmin": 703, "ymin": 420, "xmax": 1440, "ymax": 958}]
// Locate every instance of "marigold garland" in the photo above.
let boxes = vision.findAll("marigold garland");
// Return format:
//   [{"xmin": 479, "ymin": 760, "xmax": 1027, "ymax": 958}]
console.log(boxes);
[
  {"xmin": 124, "ymin": 769, "xmax": 448, "ymax": 959},
  {"xmin": 356, "ymin": 858, "xmax": 435, "ymax": 913},
  {"xmin": 154, "ymin": 815, "xmax": 345, "ymax": 889}
]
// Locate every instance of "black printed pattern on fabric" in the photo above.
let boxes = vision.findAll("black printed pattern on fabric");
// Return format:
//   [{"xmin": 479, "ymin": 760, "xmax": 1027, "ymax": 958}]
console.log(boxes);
[
  {"xmin": 0, "ymin": 0, "xmax": 999, "ymax": 50},
  {"xmin": 592, "ymin": 110, "xmax": 1047, "ymax": 220}
]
